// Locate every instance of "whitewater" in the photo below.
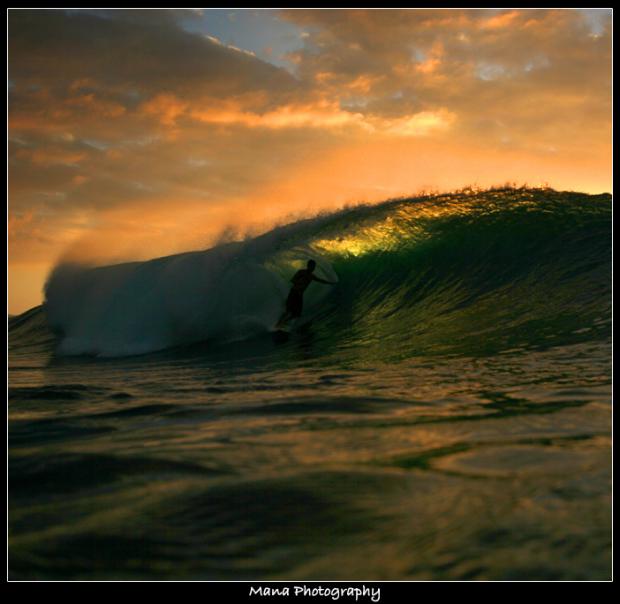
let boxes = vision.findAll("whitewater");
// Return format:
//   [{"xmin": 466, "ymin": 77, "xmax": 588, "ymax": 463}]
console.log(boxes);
[{"xmin": 8, "ymin": 187, "xmax": 612, "ymax": 580}]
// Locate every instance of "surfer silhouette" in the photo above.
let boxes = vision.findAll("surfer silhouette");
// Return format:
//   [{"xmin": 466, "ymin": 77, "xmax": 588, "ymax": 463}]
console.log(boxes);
[{"xmin": 276, "ymin": 260, "xmax": 335, "ymax": 328}]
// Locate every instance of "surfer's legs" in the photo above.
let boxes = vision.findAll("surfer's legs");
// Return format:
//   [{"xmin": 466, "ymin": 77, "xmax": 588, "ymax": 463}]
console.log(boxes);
[
  {"xmin": 278, "ymin": 290, "xmax": 303, "ymax": 327},
  {"xmin": 287, "ymin": 290, "xmax": 303, "ymax": 318}
]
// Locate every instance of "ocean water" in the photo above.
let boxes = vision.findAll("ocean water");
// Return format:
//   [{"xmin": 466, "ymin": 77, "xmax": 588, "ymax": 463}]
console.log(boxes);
[{"xmin": 8, "ymin": 187, "xmax": 612, "ymax": 580}]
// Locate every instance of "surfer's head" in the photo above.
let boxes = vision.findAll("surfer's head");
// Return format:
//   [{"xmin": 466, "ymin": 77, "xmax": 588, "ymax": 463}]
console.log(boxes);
[{"xmin": 307, "ymin": 259, "xmax": 316, "ymax": 272}]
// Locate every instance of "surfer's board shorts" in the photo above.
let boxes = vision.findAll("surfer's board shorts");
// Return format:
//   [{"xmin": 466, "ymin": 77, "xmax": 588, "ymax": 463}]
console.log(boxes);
[{"xmin": 286, "ymin": 290, "xmax": 303, "ymax": 318}]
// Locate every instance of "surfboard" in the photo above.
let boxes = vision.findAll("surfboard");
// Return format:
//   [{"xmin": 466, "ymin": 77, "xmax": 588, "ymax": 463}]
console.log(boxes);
[{"xmin": 272, "ymin": 315, "xmax": 317, "ymax": 343}]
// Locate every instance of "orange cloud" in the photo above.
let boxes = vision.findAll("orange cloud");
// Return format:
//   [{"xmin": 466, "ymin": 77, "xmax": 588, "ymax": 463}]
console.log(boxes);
[
  {"xmin": 375, "ymin": 110, "xmax": 456, "ymax": 136},
  {"xmin": 141, "ymin": 92, "xmax": 457, "ymax": 138},
  {"xmin": 72, "ymin": 175, "xmax": 89, "ymax": 186},
  {"xmin": 141, "ymin": 93, "xmax": 189, "ymax": 126},
  {"xmin": 64, "ymin": 93, "xmax": 126, "ymax": 118},
  {"xmin": 15, "ymin": 147, "xmax": 87, "ymax": 167},
  {"xmin": 481, "ymin": 10, "xmax": 520, "ymax": 30},
  {"xmin": 346, "ymin": 74, "xmax": 382, "ymax": 93},
  {"xmin": 415, "ymin": 41, "xmax": 444, "ymax": 74}
]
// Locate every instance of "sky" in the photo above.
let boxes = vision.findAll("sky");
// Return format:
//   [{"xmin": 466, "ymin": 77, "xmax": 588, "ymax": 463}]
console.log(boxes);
[{"xmin": 7, "ymin": 9, "xmax": 612, "ymax": 314}]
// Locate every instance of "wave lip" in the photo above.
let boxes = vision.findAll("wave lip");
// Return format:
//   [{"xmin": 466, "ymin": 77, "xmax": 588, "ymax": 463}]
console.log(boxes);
[{"xmin": 27, "ymin": 187, "xmax": 612, "ymax": 358}]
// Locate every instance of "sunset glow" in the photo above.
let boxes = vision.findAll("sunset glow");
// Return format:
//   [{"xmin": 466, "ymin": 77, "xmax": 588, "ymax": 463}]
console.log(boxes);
[{"xmin": 8, "ymin": 9, "xmax": 612, "ymax": 314}]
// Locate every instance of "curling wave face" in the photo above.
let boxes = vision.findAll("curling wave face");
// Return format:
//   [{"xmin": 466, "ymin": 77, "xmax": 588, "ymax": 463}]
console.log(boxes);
[{"xmin": 12, "ymin": 187, "xmax": 612, "ymax": 359}]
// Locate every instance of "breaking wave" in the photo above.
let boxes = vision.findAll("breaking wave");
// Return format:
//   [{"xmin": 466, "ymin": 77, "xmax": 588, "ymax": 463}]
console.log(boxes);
[{"xmin": 9, "ymin": 187, "xmax": 612, "ymax": 359}]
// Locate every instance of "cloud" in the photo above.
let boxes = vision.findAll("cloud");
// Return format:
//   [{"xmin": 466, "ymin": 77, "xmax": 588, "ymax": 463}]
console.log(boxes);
[
  {"xmin": 141, "ymin": 92, "xmax": 455, "ymax": 137},
  {"xmin": 8, "ymin": 10, "xmax": 297, "ymax": 99},
  {"xmin": 279, "ymin": 8, "xmax": 611, "ymax": 145}
]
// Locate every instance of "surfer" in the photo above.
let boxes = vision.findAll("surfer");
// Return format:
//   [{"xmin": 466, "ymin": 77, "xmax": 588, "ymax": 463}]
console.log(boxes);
[{"xmin": 276, "ymin": 260, "xmax": 335, "ymax": 328}]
